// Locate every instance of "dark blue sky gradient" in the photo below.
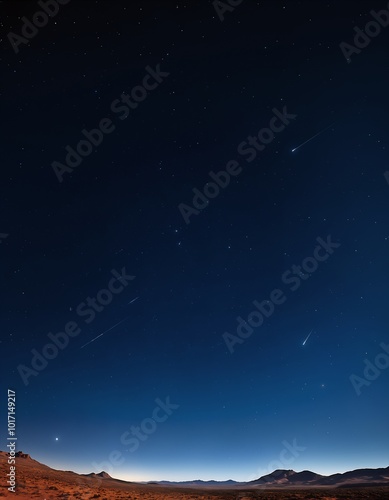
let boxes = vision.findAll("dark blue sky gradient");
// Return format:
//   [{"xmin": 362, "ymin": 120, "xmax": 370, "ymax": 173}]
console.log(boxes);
[{"xmin": 1, "ymin": 0, "xmax": 388, "ymax": 482}]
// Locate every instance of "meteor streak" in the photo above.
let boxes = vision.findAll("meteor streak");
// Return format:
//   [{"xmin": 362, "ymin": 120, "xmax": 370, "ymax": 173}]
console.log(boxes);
[
  {"xmin": 302, "ymin": 330, "xmax": 313, "ymax": 346},
  {"xmin": 292, "ymin": 124, "xmax": 334, "ymax": 153},
  {"xmin": 80, "ymin": 315, "xmax": 131, "ymax": 349}
]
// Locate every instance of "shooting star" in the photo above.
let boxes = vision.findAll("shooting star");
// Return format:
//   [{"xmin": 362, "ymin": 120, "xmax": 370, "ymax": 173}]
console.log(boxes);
[
  {"xmin": 292, "ymin": 124, "xmax": 334, "ymax": 153},
  {"xmin": 80, "ymin": 315, "xmax": 131, "ymax": 349},
  {"xmin": 128, "ymin": 296, "xmax": 139, "ymax": 304},
  {"xmin": 302, "ymin": 329, "xmax": 313, "ymax": 346}
]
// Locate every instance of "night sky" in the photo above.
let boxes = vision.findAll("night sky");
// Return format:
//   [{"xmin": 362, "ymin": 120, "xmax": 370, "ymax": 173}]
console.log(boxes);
[{"xmin": 1, "ymin": 0, "xmax": 389, "ymax": 483}]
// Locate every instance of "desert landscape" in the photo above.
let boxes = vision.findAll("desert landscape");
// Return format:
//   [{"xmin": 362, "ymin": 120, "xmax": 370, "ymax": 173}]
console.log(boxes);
[{"xmin": 1, "ymin": 452, "xmax": 388, "ymax": 500}]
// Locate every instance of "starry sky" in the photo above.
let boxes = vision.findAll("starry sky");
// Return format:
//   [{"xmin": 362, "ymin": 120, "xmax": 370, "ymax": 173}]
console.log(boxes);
[{"xmin": 1, "ymin": 0, "xmax": 389, "ymax": 483}]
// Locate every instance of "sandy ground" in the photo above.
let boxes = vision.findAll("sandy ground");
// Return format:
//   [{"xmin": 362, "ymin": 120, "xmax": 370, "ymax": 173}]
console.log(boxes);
[{"xmin": 1, "ymin": 454, "xmax": 389, "ymax": 499}]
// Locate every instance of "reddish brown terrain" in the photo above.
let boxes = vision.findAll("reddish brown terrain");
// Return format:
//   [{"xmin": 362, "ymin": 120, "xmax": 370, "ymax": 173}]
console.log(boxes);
[{"xmin": 1, "ymin": 452, "xmax": 388, "ymax": 499}]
